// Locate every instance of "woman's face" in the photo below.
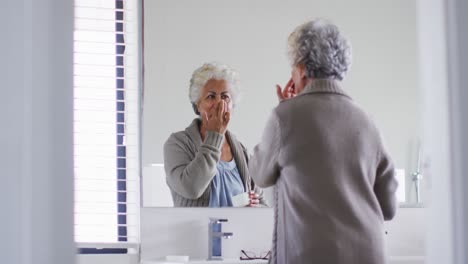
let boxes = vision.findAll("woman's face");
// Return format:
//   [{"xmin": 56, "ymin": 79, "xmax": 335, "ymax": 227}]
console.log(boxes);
[{"xmin": 197, "ymin": 78, "xmax": 233, "ymax": 118}]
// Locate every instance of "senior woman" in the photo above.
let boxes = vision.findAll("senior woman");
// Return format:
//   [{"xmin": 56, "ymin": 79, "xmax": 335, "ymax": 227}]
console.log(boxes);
[
  {"xmin": 250, "ymin": 19, "xmax": 398, "ymax": 264},
  {"xmin": 164, "ymin": 62, "xmax": 267, "ymax": 207}
]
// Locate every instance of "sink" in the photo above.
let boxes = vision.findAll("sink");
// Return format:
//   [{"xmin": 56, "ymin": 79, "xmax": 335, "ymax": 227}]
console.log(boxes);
[{"xmin": 141, "ymin": 258, "xmax": 268, "ymax": 264}]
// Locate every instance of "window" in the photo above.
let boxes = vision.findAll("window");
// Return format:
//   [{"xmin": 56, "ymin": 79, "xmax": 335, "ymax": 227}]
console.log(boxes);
[{"xmin": 73, "ymin": 0, "xmax": 140, "ymax": 252}]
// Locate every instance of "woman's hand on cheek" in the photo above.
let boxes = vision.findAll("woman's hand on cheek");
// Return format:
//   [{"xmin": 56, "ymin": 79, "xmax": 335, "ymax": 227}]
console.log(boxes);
[
  {"xmin": 276, "ymin": 78, "xmax": 297, "ymax": 102},
  {"xmin": 203, "ymin": 101, "xmax": 230, "ymax": 134}
]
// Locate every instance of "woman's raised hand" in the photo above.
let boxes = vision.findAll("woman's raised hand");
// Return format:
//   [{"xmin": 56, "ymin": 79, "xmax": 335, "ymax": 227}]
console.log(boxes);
[
  {"xmin": 203, "ymin": 100, "xmax": 230, "ymax": 134},
  {"xmin": 276, "ymin": 78, "xmax": 297, "ymax": 102}
]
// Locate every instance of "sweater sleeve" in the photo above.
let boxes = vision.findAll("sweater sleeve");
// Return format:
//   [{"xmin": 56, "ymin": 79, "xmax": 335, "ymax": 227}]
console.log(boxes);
[
  {"xmin": 163, "ymin": 131, "xmax": 223, "ymax": 199},
  {"xmin": 239, "ymin": 142, "xmax": 269, "ymax": 206},
  {"xmin": 374, "ymin": 145, "xmax": 398, "ymax": 221},
  {"xmin": 249, "ymin": 111, "xmax": 282, "ymax": 188}
]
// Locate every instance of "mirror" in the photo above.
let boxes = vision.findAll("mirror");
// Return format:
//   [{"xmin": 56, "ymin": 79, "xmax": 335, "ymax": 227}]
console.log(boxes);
[{"xmin": 142, "ymin": 0, "xmax": 424, "ymax": 207}]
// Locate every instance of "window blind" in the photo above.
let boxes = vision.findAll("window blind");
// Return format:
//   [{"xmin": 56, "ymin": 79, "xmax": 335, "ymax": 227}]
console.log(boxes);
[{"xmin": 73, "ymin": 0, "xmax": 140, "ymax": 246}]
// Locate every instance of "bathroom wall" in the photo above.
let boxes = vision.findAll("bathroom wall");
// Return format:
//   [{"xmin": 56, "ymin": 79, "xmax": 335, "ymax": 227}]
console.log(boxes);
[{"xmin": 416, "ymin": 0, "xmax": 455, "ymax": 263}]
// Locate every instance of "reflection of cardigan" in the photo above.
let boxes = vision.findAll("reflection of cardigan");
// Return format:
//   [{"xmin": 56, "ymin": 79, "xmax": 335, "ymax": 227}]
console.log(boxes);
[
  {"xmin": 250, "ymin": 79, "xmax": 398, "ymax": 264},
  {"xmin": 163, "ymin": 118, "xmax": 266, "ymax": 207}
]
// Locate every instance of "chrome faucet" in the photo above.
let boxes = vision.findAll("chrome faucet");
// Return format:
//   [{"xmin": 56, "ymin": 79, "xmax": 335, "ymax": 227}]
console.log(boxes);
[
  {"xmin": 412, "ymin": 171, "xmax": 423, "ymax": 203},
  {"xmin": 412, "ymin": 142, "xmax": 424, "ymax": 203},
  {"xmin": 208, "ymin": 218, "xmax": 233, "ymax": 260}
]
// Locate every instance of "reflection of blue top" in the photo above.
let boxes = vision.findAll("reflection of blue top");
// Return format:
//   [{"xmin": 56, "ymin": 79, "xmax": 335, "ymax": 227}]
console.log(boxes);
[{"xmin": 209, "ymin": 159, "xmax": 245, "ymax": 207}]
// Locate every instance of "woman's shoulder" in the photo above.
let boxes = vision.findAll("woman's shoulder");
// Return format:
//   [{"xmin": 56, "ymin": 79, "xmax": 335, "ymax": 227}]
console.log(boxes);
[
  {"xmin": 163, "ymin": 130, "xmax": 200, "ymax": 161},
  {"xmin": 165, "ymin": 119, "xmax": 201, "ymax": 146},
  {"xmin": 165, "ymin": 130, "xmax": 191, "ymax": 147}
]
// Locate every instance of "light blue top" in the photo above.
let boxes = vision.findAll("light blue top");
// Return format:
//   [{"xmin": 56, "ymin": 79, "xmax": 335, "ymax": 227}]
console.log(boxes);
[{"xmin": 209, "ymin": 159, "xmax": 245, "ymax": 207}]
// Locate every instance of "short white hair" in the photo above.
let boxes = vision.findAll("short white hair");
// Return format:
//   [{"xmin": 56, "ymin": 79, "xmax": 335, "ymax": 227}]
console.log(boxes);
[
  {"xmin": 189, "ymin": 62, "xmax": 240, "ymax": 115},
  {"xmin": 288, "ymin": 19, "xmax": 352, "ymax": 80}
]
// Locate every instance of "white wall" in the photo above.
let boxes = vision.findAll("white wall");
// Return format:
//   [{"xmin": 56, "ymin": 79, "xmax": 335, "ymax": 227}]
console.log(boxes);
[
  {"xmin": 0, "ymin": 0, "xmax": 75, "ymax": 264},
  {"xmin": 142, "ymin": 0, "xmax": 421, "ymax": 203},
  {"xmin": 428, "ymin": 0, "xmax": 468, "ymax": 263},
  {"xmin": 416, "ymin": 0, "xmax": 454, "ymax": 263}
]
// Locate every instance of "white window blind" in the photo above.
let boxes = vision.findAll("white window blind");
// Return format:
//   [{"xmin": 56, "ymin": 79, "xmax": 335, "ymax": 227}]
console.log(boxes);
[{"xmin": 73, "ymin": 0, "xmax": 140, "ymax": 246}]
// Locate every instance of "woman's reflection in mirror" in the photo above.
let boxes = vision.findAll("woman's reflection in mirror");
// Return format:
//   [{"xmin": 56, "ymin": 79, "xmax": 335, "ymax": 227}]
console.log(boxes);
[{"xmin": 163, "ymin": 62, "xmax": 268, "ymax": 207}]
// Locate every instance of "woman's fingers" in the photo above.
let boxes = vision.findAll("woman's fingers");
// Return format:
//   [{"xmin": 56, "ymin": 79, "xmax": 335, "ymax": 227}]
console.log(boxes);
[
  {"xmin": 203, "ymin": 111, "xmax": 209, "ymax": 123},
  {"xmin": 277, "ymin": 78, "xmax": 296, "ymax": 102},
  {"xmin": 223, "ymin": 100, "xmax": 227, "ymax": 116},
  {"xmin": 276, "ymin": 84, "xmax": 285, "ymax": 101},
  {"xmin": 218, "ymin": 101, "xmax": 229, "ymax": 123},
  {"xmin": 245, "ymin": 191, "xmax": 260, "ymax": 207},
  {"xmin": 249, "ymin": 199, "xmax": 260, "ymax": 207},
  {"xmin": 216, "ymin": 100, "xmax": 225, "ymax": 119},
  {"xmin": 224, "ymin": 110, "xmax": 230, "ymax": 125},
  {"xmin": 249, "ymin": 191, "xmax": 259, "ymax": 201},
  {"xmin": 249, "ymin": 193, "xmax": 259, "ymax": 199},
  {"xmin": 283, "ymin": 78, "xmax": 293, "ymax": 96},
  {"xmin": 288, "ymin": 87, "xmax": 296, "ymax": 98},
  {"xmin": 285, "ymin": 78, "xmax": 296, "ymax": 98}
]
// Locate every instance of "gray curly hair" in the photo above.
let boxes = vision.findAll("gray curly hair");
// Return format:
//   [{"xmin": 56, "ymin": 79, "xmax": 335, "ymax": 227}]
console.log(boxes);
[
  {"xmin": 189, "ymin": 62, "xmax": 240, "ymax": 115},
  {"xmin": 288, "ymin": 19, "xmax": 352, "ymax": 80}
]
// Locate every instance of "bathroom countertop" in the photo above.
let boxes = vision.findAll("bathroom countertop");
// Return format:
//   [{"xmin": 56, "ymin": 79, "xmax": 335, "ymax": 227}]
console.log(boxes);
[{"xmin": 141, "ymin": 258, "xmax": 268, "ymax": 264}]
